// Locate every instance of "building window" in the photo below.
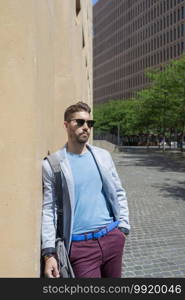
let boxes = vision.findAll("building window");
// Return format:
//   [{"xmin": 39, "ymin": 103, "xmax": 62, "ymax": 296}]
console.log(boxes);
[
  {"xmin": 170, "ymin": 13, "xmax": 173, "ymax": 25},
  {"xmin": 170, "ymin": 46, "xmax": 173, "ymax": 58},
  {"xmin": 170, "ymin": 29, "xmax": 173, "ymax": 42},
  {"xmin": 166, "ymin": 47, "xmax": 170, "ymax": 60},
  {"xmin": 163, "ymin": 32, "xmax": 166, "ymax": 44},
  {"xmin": 174, "ymin": 27, "xmax": 177, "ymax": 40},
  {"xmin": 181, "ymin": 41, "xmax": 184, "ymax": 53},
  {"xmin": 163, "ymin": 49, "xmax": 166, "ymax": 61},
  {"xmin": 167, "ymin": 15, "xmax": 169, "ymax": 26},
  {"xmin": 167, "ymin": 0, "xmax": 170, "ymax": 10},
  {"xmin": 181, "ymin": 6, "xmax": 185, "ymax": 19},
  {"xmin": 174, "ymin": 44, "xmax": 177, "ymax": 57},
  {"xmin": 178, "ymin": 25, "xmax": 181, "ymax": 38},
  {"xmin": 177, "ymin": 43, "xmax": 180, "ymax": 55},
  {"xmin": 181, "ymin": 23, "xmax": 184, "ymax": 36},
  {"xmin": 163, "ymin": 16, "xmax": 166, "ymax": 29},
  {"xmin": 178, "ymin": 8, "xmax": 180, "ymax": 20},
  {"xmin": 167, "ymin": 31, "xmax": 169, "ymax": 43}
]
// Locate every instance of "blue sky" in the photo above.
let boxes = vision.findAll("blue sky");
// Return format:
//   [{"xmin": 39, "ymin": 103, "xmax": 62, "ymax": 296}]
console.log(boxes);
[{"xmin": 92, "ymin": 0, "xmax": 99, "ymax": 5}]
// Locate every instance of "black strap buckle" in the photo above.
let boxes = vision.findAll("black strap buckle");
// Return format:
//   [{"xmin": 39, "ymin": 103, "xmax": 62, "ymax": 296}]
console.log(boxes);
[
  {"xmin": 57, "ymin": 208, "xmax": 63, "ymax": 215},
  {"xmin": 92, "ymin": 230, "xmax": 99, "ymax": 240},
  {"xmin": 84, "ymin": 233, "xmax": 89, "ymax": 241}
]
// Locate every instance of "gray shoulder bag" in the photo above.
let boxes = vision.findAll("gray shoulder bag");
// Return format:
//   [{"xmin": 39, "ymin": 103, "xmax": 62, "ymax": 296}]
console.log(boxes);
[{"xmin": 46, "ymin": 153, "xmax": 75, "ymax": 278}]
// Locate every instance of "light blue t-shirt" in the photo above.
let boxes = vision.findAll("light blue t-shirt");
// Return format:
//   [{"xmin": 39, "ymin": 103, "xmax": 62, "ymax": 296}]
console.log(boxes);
[{"xmin": 67, "ymin": 150, "xmax": 113, "ymax": 234}]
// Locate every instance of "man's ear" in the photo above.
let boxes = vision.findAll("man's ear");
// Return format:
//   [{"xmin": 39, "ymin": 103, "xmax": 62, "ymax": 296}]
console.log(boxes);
[{"xmin": 64, "ymin": 121, "xmax": 68, "ymax": 128}]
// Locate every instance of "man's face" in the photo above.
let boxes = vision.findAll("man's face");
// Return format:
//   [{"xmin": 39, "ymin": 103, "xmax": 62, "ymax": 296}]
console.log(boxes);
[{"xmin": 64, "ymin": 111, "xmax": 92, "ymax": 144}]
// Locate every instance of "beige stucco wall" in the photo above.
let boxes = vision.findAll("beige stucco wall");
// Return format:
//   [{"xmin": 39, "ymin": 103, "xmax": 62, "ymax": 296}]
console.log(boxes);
[{"xmin": 0, "ymin": 0, "xmax": 92, "ymax": 277}]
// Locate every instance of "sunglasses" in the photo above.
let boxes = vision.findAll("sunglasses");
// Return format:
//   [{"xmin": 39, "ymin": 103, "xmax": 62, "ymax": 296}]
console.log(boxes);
[{"xmin": 70, "ymin": 119, "xmax": 96, "ymax": 128}]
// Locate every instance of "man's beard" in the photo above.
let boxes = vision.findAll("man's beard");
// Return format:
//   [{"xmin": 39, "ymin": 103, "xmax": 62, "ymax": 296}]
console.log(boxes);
[{"xmin": 76, "ymin": 132, "xmax": 89, "ymax": 144}]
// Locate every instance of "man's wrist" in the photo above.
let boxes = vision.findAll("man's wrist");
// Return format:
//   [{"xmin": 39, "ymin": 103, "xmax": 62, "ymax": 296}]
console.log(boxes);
[
  {"xmin": 42, "ymin": 247, "xmax": 56, "ymax": 257},
  {"xmin": 44, "ymin": 254, "xmax": 57, "ymax": 261}
]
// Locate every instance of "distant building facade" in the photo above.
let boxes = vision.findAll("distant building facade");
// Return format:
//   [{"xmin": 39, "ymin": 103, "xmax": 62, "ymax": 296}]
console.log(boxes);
[{"xmin": 93, "ymin": 0, "xmax": 185, "ymax": 103}]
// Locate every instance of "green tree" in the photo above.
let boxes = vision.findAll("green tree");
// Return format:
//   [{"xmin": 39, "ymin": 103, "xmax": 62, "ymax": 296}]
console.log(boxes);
[
  {"xmin": 166, "ymin": 55, "xmax": 185, "ymax": 151},
  {"xmin": 93, "ymin": 55, "xmax": 185, "ymax": 151}
]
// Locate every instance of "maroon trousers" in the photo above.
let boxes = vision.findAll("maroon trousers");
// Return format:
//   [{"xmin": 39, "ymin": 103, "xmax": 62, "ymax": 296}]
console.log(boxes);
[{"xmin": 69, "ymin": 228, "xmax": 126, "ymax": 278}]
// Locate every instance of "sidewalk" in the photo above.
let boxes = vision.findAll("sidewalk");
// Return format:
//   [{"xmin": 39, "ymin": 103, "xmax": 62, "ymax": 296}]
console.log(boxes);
[{"xmin": 112, "ymin": 150, "xmax": 185, "ymax": 278}]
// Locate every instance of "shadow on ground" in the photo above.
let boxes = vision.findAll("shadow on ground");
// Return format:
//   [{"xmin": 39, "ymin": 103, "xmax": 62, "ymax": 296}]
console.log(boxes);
[
  {"xmin": 114, "ymin": 150, "xmax": 185, "ymax": 203},
  {"xmin": 152, "ymin": 180, "xmax": 185, "ymax": 202},
  {"xmin": 116, "ymin": 150, "xmax": 185, "ymax": 173}
]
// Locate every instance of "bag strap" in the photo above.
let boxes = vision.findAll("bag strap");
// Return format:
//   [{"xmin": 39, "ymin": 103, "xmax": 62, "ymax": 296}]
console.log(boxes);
[{"xmin": 46, "ymin": 153, "xmax": 64, "ymax": 241}]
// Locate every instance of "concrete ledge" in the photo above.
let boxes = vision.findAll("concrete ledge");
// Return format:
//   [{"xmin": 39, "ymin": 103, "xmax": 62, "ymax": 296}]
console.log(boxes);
[{"xmin": 93, "ymin": 140, "xmax": 116, "ymax": 153}]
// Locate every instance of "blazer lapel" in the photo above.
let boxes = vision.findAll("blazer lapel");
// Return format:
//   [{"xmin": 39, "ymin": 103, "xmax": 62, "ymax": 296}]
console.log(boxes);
[
  {"xmin": 87, "ymin": 144, "xmax": 119, "ymax": 219},
  {"xmin": 58, "ymin": 146, "xmax": 75, "ymax": 212}
]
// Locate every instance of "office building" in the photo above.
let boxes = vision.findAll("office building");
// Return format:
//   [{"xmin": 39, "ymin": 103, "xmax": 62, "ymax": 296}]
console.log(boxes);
[{"xmin": 93, "ymin": 0, "xmax": 185, "ymax": 102}]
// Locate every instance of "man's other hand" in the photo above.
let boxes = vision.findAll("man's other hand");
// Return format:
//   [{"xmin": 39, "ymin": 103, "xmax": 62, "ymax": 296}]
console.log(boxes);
[{"xmin": 44, "ymin": 256, "xmax": 60, "ymax": 278}]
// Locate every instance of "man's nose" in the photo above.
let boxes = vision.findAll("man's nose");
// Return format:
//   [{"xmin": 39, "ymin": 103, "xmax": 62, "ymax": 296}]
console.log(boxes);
[{"xmin": 82, "ymin": 121, "xmax": 89, "ymax": 129}]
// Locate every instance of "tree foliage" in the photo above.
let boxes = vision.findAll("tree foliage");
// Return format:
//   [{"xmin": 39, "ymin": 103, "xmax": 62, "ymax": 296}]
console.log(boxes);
[{"xmin": 93, "ymin": 54, "xmax": 185, "ymax": 150}]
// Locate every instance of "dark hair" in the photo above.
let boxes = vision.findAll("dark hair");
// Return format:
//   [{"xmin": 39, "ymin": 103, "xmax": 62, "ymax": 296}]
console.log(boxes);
[{"xmin": 64, "ymin": 101, "xmax": 91, "ymax": 121}]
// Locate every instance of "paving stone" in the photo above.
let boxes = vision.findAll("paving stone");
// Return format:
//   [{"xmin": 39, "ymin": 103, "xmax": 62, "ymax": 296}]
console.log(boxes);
[
  {"xmin": 151, "ymin": 273, "xmax": 163, "ymax": 278},
  {"xmin": 143, "ymin": 264, "xmax": 155, "ymax": 269},
  {"xmin": 113, "ymin": 150, "xmax": 185, "ymax": 278},
  {"xmin": 134, "ymin": 266, "xmax": 143, "ymax": 270},
  {"xmin": 123, "ymin": 272, "xmax": 135, "ymax": 277},
  {"xmin": 134, "ymin": 270, "xmax": 145, "ymax": 276}
]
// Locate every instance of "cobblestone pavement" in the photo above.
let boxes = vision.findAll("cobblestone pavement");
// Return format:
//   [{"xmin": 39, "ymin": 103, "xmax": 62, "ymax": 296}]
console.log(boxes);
[{"xmin": 112, "ymin": 150, "xmax": 185, "ymax": 278}]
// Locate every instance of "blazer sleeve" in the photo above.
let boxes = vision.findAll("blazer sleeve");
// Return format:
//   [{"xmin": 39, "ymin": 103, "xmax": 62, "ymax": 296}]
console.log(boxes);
[
  {"xmin": 108, "ymin": 152, "xmax": 130, "ymax": 232},
  {"xmin": 41, "ymin": 159, "xmax": 58, "ymax": 255}
]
